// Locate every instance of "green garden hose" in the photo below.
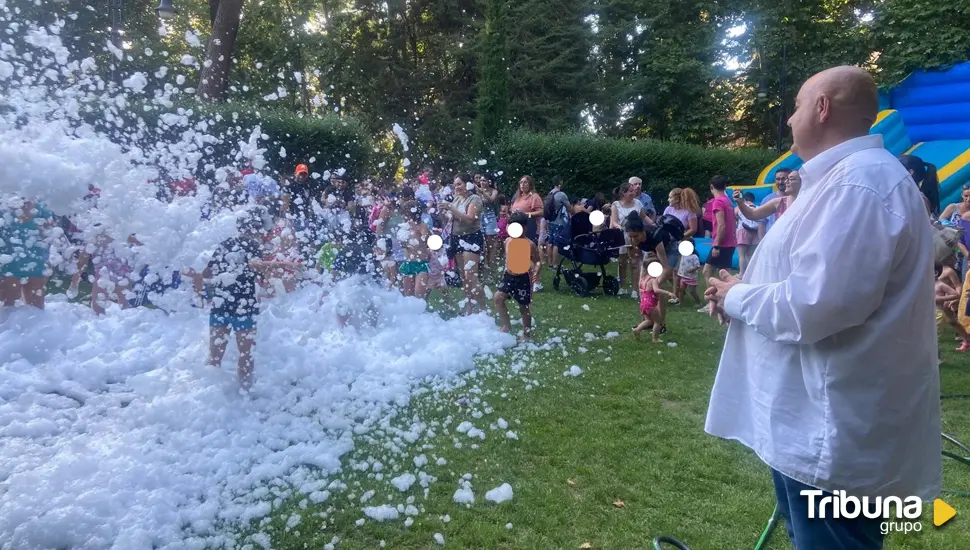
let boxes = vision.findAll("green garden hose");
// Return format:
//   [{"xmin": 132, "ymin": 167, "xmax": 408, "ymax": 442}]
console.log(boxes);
[
  {"xmin": 942, "ymin": 432, "xmax": 970, "ymax": 497},
  {"xmin": 653, "ymin": 431, "xmax": 970, "ymax": 549},
  {"xmin": 651, "ymin": 505, "xmax": 780, "ymax": 550}
]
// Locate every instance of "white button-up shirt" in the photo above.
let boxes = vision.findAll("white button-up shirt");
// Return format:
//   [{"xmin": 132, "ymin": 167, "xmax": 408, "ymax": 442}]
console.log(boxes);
[{"xmin": 705, "ymin": 134, "xmax": 941, "ymax": 501}]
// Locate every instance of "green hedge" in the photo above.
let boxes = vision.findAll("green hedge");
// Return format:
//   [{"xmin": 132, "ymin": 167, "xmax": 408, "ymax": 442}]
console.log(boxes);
[
  {"xmin": 493, "ymin": 130, "xmax": 776, "ymax": 208},
  {"xmin": 87, "ymin": 101, "xmax": 372, "ymax": 182}
]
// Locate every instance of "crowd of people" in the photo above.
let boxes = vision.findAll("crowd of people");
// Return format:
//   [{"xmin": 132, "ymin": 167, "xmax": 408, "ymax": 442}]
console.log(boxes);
[
  {"xmin": 2, "ymin": 132, "xmax": 968, "ymax": 389},
  {"xmin": 0, "ymin": 167, "xmax": 659, "ymax": 386}
]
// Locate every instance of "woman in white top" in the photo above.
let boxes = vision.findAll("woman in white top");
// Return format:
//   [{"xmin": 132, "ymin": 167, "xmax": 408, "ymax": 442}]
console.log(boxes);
[
  {"xmin": 440, "ymin": 174, "xmax": 486, "ymax": 315},
  {"xmin": 611, "ymin": 182, "xmax": 650, "ymax": 298}
]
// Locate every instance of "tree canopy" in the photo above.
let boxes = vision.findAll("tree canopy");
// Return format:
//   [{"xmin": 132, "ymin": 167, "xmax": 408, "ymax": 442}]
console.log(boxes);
[{"xmin": 11, "ymin": 0, "xmax": 970, "ymax": 170}]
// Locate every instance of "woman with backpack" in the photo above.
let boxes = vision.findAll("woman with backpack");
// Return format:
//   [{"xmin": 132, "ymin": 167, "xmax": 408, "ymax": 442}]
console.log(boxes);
[
  {"xmin": 542, "ymin": 177, "xmax": 571, "ymax": 284},
  {"xmin": 663, "ymin": 188, "xmax": 701, "ymax": 302}
]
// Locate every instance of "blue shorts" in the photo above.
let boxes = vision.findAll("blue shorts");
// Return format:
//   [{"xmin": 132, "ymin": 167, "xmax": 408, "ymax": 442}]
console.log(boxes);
[
  {"xmin": 666, "ymin": 249, "xmax": 681, "ymax": 272},
  {"xmin": 210, "ymin": 312, "xmax": 256, "ymax": 331}
]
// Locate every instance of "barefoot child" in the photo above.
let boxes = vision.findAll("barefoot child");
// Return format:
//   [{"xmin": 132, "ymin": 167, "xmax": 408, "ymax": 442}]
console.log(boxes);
[
  {"xmin": 71, "ymin": 229, "xmax": 139, "ymax": 315},
  {"xmin": 936, "ymin": 262, "xmax": 970, "ymax": 353},
  {"xmin": 634, "ymin": 252, "xmax": 677, "ymax": 343},
  {"xmin": 494, "ymin": 212, "xmax": 540, "ymax": 341},
  {"xmin": 675, "ymin": 239, "xmax": 702, "ymax": 305},
  {"xmin": 940, "ymin": 254, "xmax": 966, "ymax": 344},
  {"xmin": 200, "ymin": 211, "xmax": 301, "ymax": 390},
  {"xmin": 330, "ymin": 223, "xmax": 382, "ymax": 328},
  {"xmin": 940, "ymin": 254, "xmax": 963, "ymax": 301},
  {"xmin": 398, "ymin": 200, "xmax": 432, "ymax": 298}
]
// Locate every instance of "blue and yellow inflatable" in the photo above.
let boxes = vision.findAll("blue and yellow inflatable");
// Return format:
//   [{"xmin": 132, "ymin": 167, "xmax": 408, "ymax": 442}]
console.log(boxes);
[{"xmin": 694, "ymin": 61, "xmax": 970, "ymax": 270}]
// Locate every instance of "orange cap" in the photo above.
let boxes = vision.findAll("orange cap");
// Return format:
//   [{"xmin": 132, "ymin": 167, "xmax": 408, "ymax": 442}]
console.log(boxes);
[{"xmin": 295, "ymin": 164, "xmax": 309, "ymax": 175}]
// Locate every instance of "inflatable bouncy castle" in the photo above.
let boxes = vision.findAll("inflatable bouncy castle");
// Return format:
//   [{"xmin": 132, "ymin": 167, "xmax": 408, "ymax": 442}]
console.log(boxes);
[{"xmin": 695, "ymin": 61, "xmax": 970, "ymax": 269}]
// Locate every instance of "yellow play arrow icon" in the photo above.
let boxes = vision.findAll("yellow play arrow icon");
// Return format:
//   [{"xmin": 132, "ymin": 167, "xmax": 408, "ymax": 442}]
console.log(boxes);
[{"xmin": 934, "ymin": 499, "xmax": 956, "ymax": 527}]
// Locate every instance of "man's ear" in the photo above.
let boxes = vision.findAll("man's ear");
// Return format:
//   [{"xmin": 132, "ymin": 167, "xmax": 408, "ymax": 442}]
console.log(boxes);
[{"xmin": 816, "ymin": 95, "xmax": 830, "ymax": 124}]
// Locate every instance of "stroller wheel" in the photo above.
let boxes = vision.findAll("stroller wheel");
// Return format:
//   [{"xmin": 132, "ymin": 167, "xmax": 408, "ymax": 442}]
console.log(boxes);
[
  {"xmin": 568, "ymin": 272, "xmax": 590, "ymax": 297},
  {"xmin": 603, "ymin": 275, "xmax": 620, "ymax": 296},
  {"xmin": 553, "ymin": 274, "xmax": 561, "ymax": 291}
]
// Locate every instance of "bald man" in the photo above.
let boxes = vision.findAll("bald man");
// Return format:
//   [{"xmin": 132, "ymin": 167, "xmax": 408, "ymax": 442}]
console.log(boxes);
[{"xmin": 704, "ymin": 66, "xmax": 940, "ymax": 549}]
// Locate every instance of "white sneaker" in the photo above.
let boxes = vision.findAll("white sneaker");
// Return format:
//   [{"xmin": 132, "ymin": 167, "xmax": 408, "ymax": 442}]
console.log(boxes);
[
  {"xmin": 533, "ymin": 282, "xmax": 543, "ymax": 292},
  {"xmin": 630, "ymin": 290, "xmax": 638, "ymax": 299}
]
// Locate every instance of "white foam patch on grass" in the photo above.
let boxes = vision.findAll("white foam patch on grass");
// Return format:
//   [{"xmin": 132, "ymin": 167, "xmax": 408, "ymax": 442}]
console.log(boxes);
[
  {"xmin": 363, "ymin": 505, "xmax": 399, "ymax": 522},
  {"xmin": 390, "ymin": 473, "xmax": 416, "ymax": 492},
  {"xmin": 485, "ymin": 483, "xmax": 513, "ymax": 504},
  {"xmin": 0, "ymin": 283, "xmax": 512, "ymax": 549},
  {"xmin": 452, "ymin": 479, "xmax": 475, "ymax": 505}
]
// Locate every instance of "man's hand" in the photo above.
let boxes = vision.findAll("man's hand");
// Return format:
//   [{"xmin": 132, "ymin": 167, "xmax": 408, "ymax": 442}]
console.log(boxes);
[
  {"xmin": 703, "ymin": 270, "xmax": 741, "ymax": 324},
  {"xmin": 705, "ymin": 269, "xmax": 741, "ymax": 306},
  {"xmin": 710, "ymin": 247, "xmax": 720, "ymax": 258}
]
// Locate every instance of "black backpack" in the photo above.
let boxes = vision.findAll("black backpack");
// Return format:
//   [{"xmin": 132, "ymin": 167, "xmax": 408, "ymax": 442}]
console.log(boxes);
[
  {"xmin": 543, "ymin": 191, "xmax": 558, "ymax": 221},
  {"xmin": 651, "ymin": 214, "xmax": 685, "ymax": 249}
]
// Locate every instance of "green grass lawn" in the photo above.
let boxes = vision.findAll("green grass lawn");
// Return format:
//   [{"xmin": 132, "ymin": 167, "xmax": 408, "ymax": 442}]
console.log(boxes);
[
  {"xmin": 220, "ymin": 270, "xmax": 970, "ymax": 550},
  {"xmin": 44, "ymin": 268, "xmax": 970, "ymax": 549}
]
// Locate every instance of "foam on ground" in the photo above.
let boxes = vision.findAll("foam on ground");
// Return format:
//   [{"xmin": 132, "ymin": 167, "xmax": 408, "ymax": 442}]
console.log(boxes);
[{"xmin": 0, "ymin": 281, "xmax": 513, "ymax": 549}]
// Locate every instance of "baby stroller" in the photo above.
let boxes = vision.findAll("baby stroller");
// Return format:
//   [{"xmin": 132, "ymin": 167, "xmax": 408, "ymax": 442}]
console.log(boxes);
[{"xmin": 552, "ymin": 212, "xmax": 624, "ymax": 297}]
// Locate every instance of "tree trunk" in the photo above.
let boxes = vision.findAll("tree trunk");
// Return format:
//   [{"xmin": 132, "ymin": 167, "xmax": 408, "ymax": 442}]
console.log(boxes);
[
  {"xmin": 388, "ymin": 0, "xmax": 408, "ymax": 64},
  {"xmin": 294, "ymin": 42, "xmax": 311, "ymax": 114},
  {"xmin": 208, "ymin": 0, "xmax": 220, "ymax": 25},
  {"xmin": 197, "ymin": 0, "xmax": 245, "ymax": 102}
]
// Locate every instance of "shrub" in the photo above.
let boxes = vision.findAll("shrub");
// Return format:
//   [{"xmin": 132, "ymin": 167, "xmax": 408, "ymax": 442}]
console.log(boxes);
[
  {"xmin": 85, "ymin": 101, "xmax": 372, "ymax": 182},
  {"xmin": 493, "ymin": 130, "xmax": 776, "ymax": 207}
]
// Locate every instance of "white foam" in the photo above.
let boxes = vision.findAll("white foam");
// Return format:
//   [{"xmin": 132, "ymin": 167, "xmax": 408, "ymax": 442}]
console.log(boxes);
[
  {"xmin": 0, "ymin": 12, "xmax": 518, "ymax": 549},
  {"xmin": 485, "ymin": 483, "xmax": 513, "ymax": 504},
  {"xmin": 363, "ymin": 505, "xmax": 399, "ymax": 522},
  {"xmin": 0, "ymin": 286, "xmax": 512, "ymax": 548},
  {"xmin": 390, "ymin": 473, "xmax": 416, "ymax": 492}
]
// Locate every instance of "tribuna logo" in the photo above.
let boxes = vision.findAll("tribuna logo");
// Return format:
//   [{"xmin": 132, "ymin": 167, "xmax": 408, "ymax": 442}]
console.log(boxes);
[{"xmin": 801, "ymin": 490, "xmax": 922, "ymax": 522}]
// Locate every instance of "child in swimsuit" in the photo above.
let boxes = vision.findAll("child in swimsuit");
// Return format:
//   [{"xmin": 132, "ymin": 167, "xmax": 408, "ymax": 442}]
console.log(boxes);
[
  {"xmin": 634, "ymin": 252, "xmax": 676, "ymax": 343},
  {"xmin": 397, "ymin": 200, "xmax": 432, "ymax": 298},
  {"xmin": 201, "ymin": 211, "xmax": 302, "ymax": 390}
]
